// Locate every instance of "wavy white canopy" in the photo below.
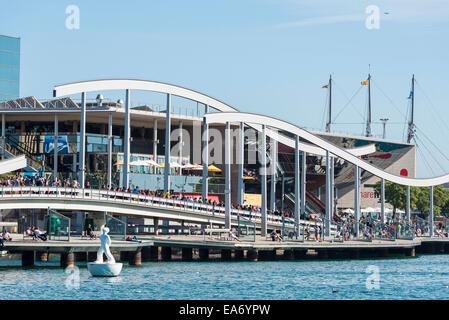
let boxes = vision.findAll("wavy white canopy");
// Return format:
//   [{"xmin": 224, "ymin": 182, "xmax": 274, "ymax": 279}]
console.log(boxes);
[
  {"xmin": 0, "ymin": 155, "xmax": 27, "ymax": 175},
  {"xmin": 205, "ymin": 112, "xmax": 449, "ymax": 187},
  {"xmin": 53, "ymin": 79, "xmax": 375, "ymax": 157}
]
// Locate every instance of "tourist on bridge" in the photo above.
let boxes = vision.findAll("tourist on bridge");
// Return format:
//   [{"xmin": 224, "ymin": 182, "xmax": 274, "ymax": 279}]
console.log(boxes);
[
  {"xmin": 33, "ymin": 227, "xmax": 47, "ymax": 241},
  {"xmin": 229, "ymin": 230, "xmax": 241, "ymax": 242},
  {"xmin": 1, "ymin": 229, "xmax": 11, "ymax": 242}
]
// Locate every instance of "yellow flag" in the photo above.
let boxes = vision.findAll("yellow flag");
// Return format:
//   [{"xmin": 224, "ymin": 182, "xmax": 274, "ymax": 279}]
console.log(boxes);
[
  {"xmin": 322, "ymin": 84, "xmax": 328, "ymax": 88},
  {"xmin": 361, "ymin": 80, "xmax": 369, "ymax": 86}
]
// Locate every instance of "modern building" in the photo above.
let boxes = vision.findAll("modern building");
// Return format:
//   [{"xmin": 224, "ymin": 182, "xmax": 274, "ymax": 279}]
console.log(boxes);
[
  {"xmin": 0, "ymin": 79, "xmax": 416, "ymax": 218},
  {"xmin": 0, "ymin": 35, "xmax": 20, "ymax": 102}
]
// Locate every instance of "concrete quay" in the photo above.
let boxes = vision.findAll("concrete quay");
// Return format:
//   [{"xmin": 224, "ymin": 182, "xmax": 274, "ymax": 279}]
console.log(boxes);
[{"xmin": 4, "ymin": 234, "xmax": 447, "ymax": 267}]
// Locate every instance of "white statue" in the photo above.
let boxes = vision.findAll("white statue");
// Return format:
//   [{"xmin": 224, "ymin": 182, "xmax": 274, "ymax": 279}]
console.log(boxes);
[
  {"xmin": 87, "ymin": 226, "xmax": 122, "ymax": 277},
  {"xmin": 95, "ymin": 227, "xmax": 115, "ymax": 264}
]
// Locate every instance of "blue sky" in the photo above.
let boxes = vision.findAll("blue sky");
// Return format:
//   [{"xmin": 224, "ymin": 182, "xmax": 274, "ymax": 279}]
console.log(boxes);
[{"xmin": 1, "ymin": 0, "xmax": 449, "ymax": 177}]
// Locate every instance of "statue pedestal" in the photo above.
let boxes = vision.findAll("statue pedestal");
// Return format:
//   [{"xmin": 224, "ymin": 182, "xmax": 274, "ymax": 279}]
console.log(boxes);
[{"xmin": 87, "ymin": 262, "xmax": 123, "ymax": 277}]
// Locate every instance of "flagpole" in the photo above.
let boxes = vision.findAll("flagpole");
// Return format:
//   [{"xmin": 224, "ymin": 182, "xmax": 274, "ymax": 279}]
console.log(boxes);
[
  {"xmin": 326, "ymin": 74, "xmax": 332, "ymax": 133},
  {"xmin": 411, "ymin": 74, "xmax": 415, "ymax": 129}
]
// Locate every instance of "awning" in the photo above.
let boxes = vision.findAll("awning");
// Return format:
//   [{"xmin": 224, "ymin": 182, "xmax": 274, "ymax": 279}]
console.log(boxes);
[
  {"xmin": 207, "ymin": 164, "xmax": 222, "ymax": 172},
  {"xmin": 130, "ymin": 160, "xmax": 150, "ymax": 166},
  {"xmin": 183, "ymin": 163, "xmax": 203, "ymax": 170},
  {"xmin": 144, "ymin": 159, "xmax": 159, "ymax": 166},
  {"xmin": 113, "ymin": 159, "xmax": 124, "ymax": 166},
  {"xmin": 158, "ymin": 162, "xmax": 182, "ymax": 169}
]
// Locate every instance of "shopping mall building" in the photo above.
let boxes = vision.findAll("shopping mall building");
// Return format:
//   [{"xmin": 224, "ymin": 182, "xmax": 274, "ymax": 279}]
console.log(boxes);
[{"xmin": 0, "ymin": 79, "xmax": 416, "ymax": 218}]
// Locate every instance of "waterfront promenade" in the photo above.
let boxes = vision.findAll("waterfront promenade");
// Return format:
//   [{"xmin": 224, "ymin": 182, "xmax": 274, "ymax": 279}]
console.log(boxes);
[{"xmin": 4, "ymin": 233, "xmax": 447, "ymax": 267}]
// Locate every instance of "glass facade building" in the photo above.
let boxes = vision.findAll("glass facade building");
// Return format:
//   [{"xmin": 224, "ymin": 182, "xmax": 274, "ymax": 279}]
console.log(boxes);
[{"xmin": 0, "ymin": 35, "xmax": 20, "ymax": 102}]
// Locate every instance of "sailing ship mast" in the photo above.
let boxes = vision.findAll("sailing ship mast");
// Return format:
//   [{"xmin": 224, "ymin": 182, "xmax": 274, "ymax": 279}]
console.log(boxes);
[
  {"xmin": 407, "ymin": 74, "xmax": 416, "ymax": 143},
  {"xmin": 365, "ymin": 73, "xmax": 372, "ymax": 137},
  {"xmin": 326, "ymin": 74, "xmax": 332, "ymax": 133}
]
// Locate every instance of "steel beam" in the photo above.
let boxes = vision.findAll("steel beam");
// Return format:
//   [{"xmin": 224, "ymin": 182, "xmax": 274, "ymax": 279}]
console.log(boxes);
[
  {"xmin": 202, "ymin": 105, "xmax": 209, "ymax": 199},
  {"xmin": 237, "ymin": 122, "xmax": 244, "ymax": 205},
  {"xmin": 164, "ymin": 93, "xmax": 171, "ymax": 193},
  {"xmin": 354, "ymin": 165, "xmax": 360, "ymax": 238},
  {"xmin": 123, "ymin": 89, "xmax": 131, "ymax": 189},
  {"xmin": 79, "ymin": 92, "xmax": 86, "ymax": 187},
  {"xmin": 53, "ymin": 113, "xmax": 58, "ymax": 180},
  {"xmin": 261, "ymin": 125, "xmax": 267, "ymax": 236},
  {"xmin": 225, "ymin": 122, "xmax": 231, "ymax": 229}
]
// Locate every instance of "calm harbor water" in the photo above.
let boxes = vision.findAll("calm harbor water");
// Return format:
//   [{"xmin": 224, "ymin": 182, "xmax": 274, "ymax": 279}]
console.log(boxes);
[{"xmin": 1, "ymin": 254, "xmax": 449, "ymax": 300}]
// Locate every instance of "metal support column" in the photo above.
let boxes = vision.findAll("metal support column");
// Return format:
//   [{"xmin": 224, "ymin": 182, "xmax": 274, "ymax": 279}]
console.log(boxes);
[
  {"xmin": 164, "ymin": 93, "xmax": 171, "ymax": 193},
  {"xmin": 330, "ymin": 157, "xmax": 334, "ymax": 220},
  {"xmin": 270, "ymin": 136, "xmax": 277, "ymax": 212},
  {"xmin": 179, "ymin": 121, "xmax": 183, "ymax": 171},
  {"xmin": 202, "ymin": 105, "xmax": 209, "ymax": 199},
  {"xmin": 123, "ymin": 89, "xmax": 131, "ymax": 189},
  {"xmin": 107, "ymin": 113, "xmax": 113, "ymax": 187},
  {"xmin": 354, "ymin": 165, "xmax": 360, "ymax": 238},
  {"xmin": 430, "ymin": 186, "xmax": 434, "ymax": 237},
  {"xmin": 261, "ymin": 125, "xmax": 267, "ymax": 236},
  {"xmin": 325, "ymin": 151, "xmax": 330, "ymax": 236},
  {"xmin": 294, "ymin": 136, "xmax": 300, "ymax": 226},
  {"xmin": 153, "ymin": 119, "xmax": 158, "ymax": 173},
  {"xmin": 224, "ymin": 122, "xmax": 231, "ymax": 229},
  {"xmin": 1, "ymin": 113, "xmax": 4, "ymax": 160},
  {"xmin": 335, "ymin": 187, "xmax": 338, "ymax": 215},
  {"xmin": 79, "ymin": 92, "xmax": 86, "ymax": 188},
  {"xmin": 281, "ymin": 176, "xmax": 285, "ymax": 212},
  {"xmin": 380, "ymin": 178, "xmax": 385, "ymax": 223},
  {"xmin": 300, "ymin": 151, "xmax": 306, "ymax": 220},
  {"xmin": 53, "ymin": 114, "xmax": 58, "ymax": 180},
  {"xmin": 406, "ymin": 185, "xmax": 411, "ymax": 223},
  {"xmin": 237, "ymin": 122, "xmax": 244, "ymax": 205}
]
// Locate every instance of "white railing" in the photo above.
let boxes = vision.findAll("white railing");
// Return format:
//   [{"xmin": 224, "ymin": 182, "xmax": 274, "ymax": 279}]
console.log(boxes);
[{"xmin": 0, "ymin": 186, "xmax": 334, "ymax": 230}]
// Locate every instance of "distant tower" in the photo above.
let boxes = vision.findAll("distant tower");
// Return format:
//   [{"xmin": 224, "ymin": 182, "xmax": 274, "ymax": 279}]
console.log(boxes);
[{"xmin": 380, "ymin": 118, "xmax": 389, "ymax": 139}]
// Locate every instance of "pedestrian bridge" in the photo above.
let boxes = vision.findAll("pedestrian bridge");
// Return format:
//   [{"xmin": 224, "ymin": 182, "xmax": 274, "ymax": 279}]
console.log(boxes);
[{"xmin": 0, "ymin": 186, "xmax": 326, "ymax": 231}]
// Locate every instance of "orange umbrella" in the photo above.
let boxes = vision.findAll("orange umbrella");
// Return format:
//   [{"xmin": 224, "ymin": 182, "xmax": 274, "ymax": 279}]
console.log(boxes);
[
  {"xmin": 113, "ymin": 159, "xmax": 124, "ymax": 166},
  {"xmin": 208, "ymin": 164, "xmax": 222, "ymax": 172}
]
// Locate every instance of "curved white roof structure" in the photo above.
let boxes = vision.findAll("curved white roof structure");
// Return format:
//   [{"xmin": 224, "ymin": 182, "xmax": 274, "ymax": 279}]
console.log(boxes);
[
  {"xmin": 0, "ymin": 155, "xmax": 27, "ymax": 174},
  {"xmin": 53, "ymin": 79, "xmax": 375, "ymax": 157},
  {"xmin": 205, "ymin": 112, "xmax": 449, "ymax": 187},
  {"xmin": 54, "ymin": 79, "xmax": 238, "ymax": 113}
]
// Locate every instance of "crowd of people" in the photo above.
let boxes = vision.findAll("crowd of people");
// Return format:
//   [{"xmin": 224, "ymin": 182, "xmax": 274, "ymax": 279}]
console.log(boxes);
[
  {"xmin": 0, "ymin": 174, "xmax": 81, "ymax": 188},
  {"xmin": 0, "ymin": 174, "xmax": 278, "ymax": 220},
  {"xmin": 1, "ymin": 174, "xmax": 449, "ymax": 242}
]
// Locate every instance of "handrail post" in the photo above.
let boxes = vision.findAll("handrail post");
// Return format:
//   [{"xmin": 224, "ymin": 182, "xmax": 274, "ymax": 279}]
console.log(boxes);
[{"xmin": 68, "ymin": 217, "xmax": 71, "ymax": 242}]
